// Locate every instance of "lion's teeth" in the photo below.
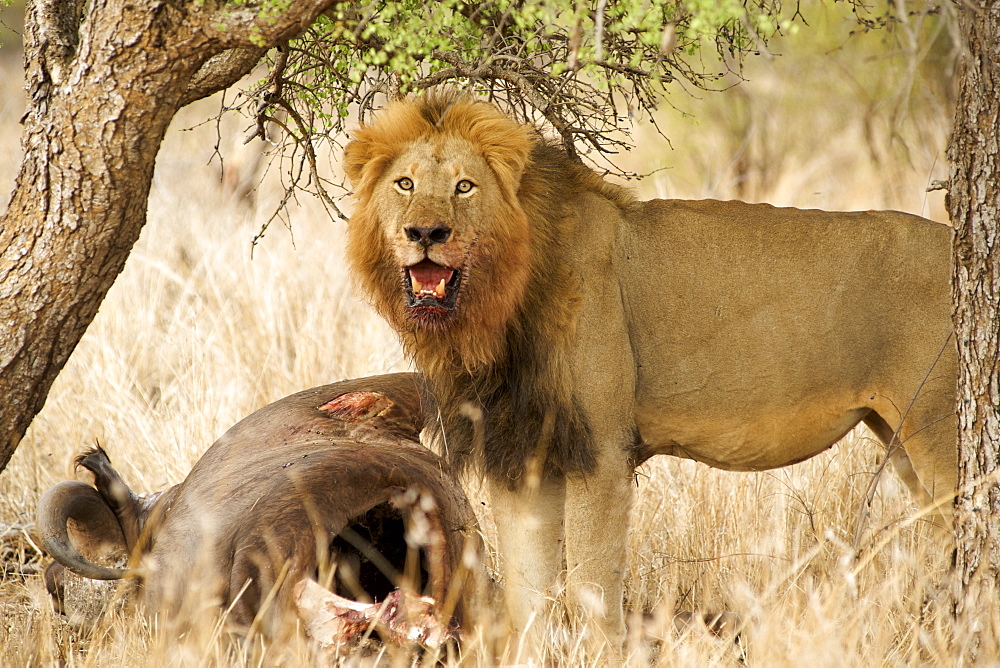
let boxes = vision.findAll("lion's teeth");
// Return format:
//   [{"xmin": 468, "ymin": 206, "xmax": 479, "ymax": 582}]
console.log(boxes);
[{"xmin": 410, "ymin": 272, "xmax": 448, "ymax": 300}]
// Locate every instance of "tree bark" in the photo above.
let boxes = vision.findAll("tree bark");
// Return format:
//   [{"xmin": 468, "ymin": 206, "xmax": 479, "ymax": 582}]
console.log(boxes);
[
  {"xmin": 949, "ymin": 0, "xmax": 1000, "ymax": 657},
  {"xmin": 0, "ymin": 0, "xmax": 335, "ymax": 474}
]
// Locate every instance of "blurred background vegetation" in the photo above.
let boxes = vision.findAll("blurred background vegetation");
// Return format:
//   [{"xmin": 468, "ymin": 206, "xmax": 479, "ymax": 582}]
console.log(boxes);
[{"xmin": 626, "ymin": 0, "xmax": 954, "ymax": 217}]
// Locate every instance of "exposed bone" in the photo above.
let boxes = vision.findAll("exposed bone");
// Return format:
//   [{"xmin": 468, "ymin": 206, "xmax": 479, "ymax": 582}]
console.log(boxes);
[{"xmin": 294, "ymin": 578, "xmax": 458, "ymax": 650}]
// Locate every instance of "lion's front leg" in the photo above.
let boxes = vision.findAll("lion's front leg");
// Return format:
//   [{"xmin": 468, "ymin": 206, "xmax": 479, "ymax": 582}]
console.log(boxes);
[
  {"xmin": 487, "ymin": 475, "xmax": 566, "ymax": 655},
  {"xmin": 563, "ymin": 445, "xmax": 634, "ymax": 648}
]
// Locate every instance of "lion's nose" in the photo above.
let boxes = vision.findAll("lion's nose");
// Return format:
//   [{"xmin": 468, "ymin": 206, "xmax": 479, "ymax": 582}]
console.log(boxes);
[{"xmin": 405, "ymin": 225, "xmax": 452, "ymax": 246}]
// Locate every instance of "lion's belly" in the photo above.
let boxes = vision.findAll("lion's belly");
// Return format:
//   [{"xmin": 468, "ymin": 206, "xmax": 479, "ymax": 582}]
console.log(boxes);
[{"xmin": 634, "ymin": 400, "xmax": 870, "ymax": 471}]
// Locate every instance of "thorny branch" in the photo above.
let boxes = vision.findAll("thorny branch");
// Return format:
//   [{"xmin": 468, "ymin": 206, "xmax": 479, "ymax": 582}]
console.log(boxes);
[{"xmin": 240, "ymin": 42, "xmax": 348, "ymax": 246}]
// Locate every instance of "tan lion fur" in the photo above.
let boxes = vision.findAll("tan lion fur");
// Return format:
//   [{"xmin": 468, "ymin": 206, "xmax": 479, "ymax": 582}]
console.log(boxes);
[{"xmin": 342, "ymin": 90, "xmax": 957, "ymax": 646}]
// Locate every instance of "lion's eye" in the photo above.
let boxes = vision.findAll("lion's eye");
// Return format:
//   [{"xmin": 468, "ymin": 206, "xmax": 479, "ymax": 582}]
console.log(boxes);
[
  {"xmin": 396, "ymin": 177, "xmax": 414, "ymax": 192},
  {"xmin": 455, "ymin": 179, "xmax": 475, "ymax": 195}
]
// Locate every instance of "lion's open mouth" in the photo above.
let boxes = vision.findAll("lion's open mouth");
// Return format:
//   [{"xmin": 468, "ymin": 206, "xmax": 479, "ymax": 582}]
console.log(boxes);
[{"xmin": 404, "ymin": 260, "xmax": 461, "ymax": 313}]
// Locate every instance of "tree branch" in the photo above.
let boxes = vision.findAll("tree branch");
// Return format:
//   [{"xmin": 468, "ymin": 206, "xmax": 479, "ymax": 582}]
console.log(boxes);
[
  {"xmin": 179, "ymin": 47, "xmax": 267, "ymax": 108},
  {"xmin": 200, "ymin": 0, "xmax": 340, "ymax": 49}
]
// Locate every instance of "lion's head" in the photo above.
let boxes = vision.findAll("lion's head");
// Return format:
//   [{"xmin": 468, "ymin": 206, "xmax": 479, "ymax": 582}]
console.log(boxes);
[{"xmin": 344, "ymin": 92, "xmax": 536, "ymax": 369}]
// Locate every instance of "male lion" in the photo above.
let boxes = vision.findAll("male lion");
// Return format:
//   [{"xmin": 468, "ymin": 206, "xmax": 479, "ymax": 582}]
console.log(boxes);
[{"xmin": 342, "ymin": 92, "xmax": 956, "ymax": 647}]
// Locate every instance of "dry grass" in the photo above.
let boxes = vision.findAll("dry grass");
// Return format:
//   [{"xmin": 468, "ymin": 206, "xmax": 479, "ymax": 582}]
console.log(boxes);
[{"xmin": 0, "ymin": 3, "xmax": 974, "ymax": 665}]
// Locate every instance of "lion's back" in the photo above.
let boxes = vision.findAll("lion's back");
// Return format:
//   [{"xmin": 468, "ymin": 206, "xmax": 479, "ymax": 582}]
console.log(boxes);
[{"xmin": 617, "ymin": 198, "xmax": 951, "ymax": 326}]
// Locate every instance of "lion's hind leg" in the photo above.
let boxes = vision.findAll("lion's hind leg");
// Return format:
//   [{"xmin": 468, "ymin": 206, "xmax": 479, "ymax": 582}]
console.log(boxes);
[{"xmin": 862, "ymin": 405, "xmax": 956, "ymax": 530}]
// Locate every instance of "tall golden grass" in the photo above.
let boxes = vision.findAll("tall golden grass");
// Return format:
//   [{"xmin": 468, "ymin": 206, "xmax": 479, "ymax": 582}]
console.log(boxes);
[{"xmin": 0, "ymin": 3, "xmax": 975, "ymax": 664}]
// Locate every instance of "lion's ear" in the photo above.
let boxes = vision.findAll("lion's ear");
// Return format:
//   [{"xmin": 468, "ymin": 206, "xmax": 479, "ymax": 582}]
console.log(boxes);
[
  {"xmin": 477, "ymin": 122, "xmax": 534, "ymax": 196},
  {"xmin": 343, "ymin": 136, "xmax": 370, "ymax": 188},
  {"xmin": 343, "ymin": 130, "xmax": 398, "ymax": 198}
]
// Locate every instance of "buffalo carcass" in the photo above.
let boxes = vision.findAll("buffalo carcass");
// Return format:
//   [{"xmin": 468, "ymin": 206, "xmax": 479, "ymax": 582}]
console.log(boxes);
[{"xmin": 36, "ymin": 373, "xmax": 482, "ymax": 647}]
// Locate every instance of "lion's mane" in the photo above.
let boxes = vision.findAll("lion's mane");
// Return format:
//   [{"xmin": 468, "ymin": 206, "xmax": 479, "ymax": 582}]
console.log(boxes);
[{"xmin": 344, "ymin": 92, "xmax": 634, "ymax": 483}]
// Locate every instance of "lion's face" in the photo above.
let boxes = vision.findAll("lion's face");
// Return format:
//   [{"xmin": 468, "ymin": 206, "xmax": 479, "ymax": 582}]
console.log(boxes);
[
  {"xmin": 344, "ymin": 95, "xmax": 535, "ymax": 366},
  {"xmin": 371, "ymin": 135, "xmax": 512, "ymax": 327}
]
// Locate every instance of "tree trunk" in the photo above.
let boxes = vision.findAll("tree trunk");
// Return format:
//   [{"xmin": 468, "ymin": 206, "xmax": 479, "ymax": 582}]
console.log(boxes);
[
  {"xmin": 0, "ymin": 0, "xmax": 334, "ymax": 474},
  {"xmin": 949, "ymin": 0, "xmax": 1000, "ymax": 657}
]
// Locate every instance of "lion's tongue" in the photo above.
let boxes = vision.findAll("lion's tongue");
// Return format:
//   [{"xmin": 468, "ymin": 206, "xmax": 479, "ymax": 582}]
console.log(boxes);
[{"xmin": 409, "ymin": 265, "xmax": 454, "ymax": 298}]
